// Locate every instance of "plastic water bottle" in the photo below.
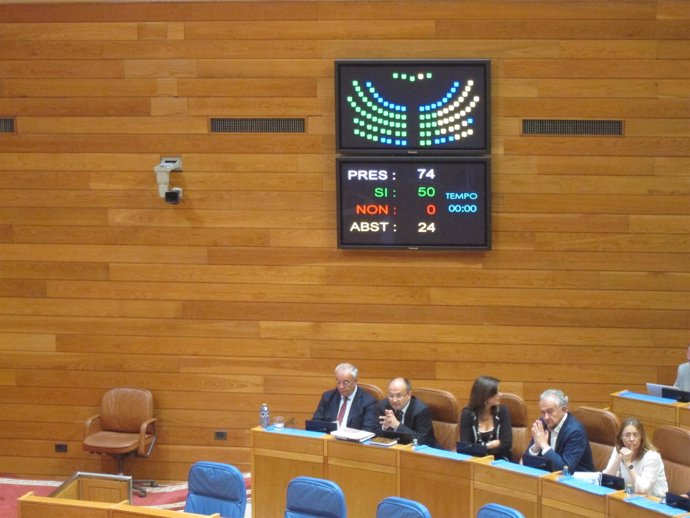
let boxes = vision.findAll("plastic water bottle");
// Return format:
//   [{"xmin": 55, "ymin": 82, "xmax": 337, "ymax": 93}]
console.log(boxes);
[
  {"xmin": 562, "ymin": 465, "xmax": 570, "ymax": 478},
  {"xmin": 260, "ymin": 403, "xmax": 270, "ymax": 428},
  {"xmin": 412, "ymin": 438, "xmax": 419, "ymax": 450},
  {"xmin": 625, "ymin": 483, "xmax": 634, "ymax": 495}
]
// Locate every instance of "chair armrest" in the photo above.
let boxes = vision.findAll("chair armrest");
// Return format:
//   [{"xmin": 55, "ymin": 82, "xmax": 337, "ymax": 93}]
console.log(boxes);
[
  {"xmin": 84, "ymin": 414, "xmax": 101, "ymax": 438},
  {"xmin": 138, "ymin": 417, "xmax": 158, "ymax": 457}
]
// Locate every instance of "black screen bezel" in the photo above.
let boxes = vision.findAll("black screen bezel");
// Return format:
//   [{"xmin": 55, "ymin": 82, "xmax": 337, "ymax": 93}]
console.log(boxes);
[
  {"xmin": 335, "ymin": 59, "xmax": 491, "ymax": 155},
  {"xmin": 336, "ymin": 156, "xmax": 491, "ymax": 250}
]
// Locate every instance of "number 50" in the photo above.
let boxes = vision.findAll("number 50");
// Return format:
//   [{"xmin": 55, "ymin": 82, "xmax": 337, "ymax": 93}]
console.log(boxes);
[{"xmin": 418, "ymin": 186, "xmax": 436, "ymax": 197}]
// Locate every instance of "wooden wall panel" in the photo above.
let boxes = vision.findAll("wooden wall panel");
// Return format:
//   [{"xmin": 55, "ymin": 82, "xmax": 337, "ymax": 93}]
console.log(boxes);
[{"xmin": 0, "ymin": 0, "xmax": 688, "ymax": 482}]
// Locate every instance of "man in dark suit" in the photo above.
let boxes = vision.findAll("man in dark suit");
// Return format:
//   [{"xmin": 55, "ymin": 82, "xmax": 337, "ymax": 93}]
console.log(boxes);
[
  {"xmin": 522, "ymin": 388, "xmax": 595, "ymax": 472},
  {"xmin": 312, "ymin": 363, "xmax": 379, "ymax": 432},
  {"xmin": 378, "ymin": 378, "xmax": 439, "ymax": 448}
]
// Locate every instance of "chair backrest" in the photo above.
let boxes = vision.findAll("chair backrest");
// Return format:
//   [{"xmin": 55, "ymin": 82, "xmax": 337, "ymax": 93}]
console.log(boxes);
[
  {"xmin": 100, "ymin": 388, "xmax": 154, "ymax": 434},
  {"xmin": 184, "ymin": 461, "xmax": 247, "ymax": 518},
  {"xmin": 285, "ymin": 476, "xmax": 347, "ymax": 518},
  {"xmin": 477, "ymin": 503, "xmax": 525, "ymax": 518},
  {"xmin": 653, "ymin": 425, "xmax": 690, "ymax": 494},
  {"xmin": 359, "ymin": 382, "xmax": 385, "ymax": 401},
  {"xmin": 570, "ymin": 406, "xmax": 620, "ymax": 471},
  {"xmin": 376, "ymin": 496, "xmax": 431, "ymax": 518},
  {"xmin": 413, "ymin": 387, "xmax": 460, "ymax": 450},
  {"xmin": 499, "ymin": 393, "xmax": 528, "ymax": 463}
]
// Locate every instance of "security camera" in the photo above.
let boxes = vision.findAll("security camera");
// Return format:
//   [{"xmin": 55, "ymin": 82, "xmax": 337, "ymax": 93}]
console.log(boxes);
[
  {"xmin": 164, "ymin": 188, "xmax": 183, "ymax": 205},
  {"xmin": 154, "ymin": 157, "xmax": 183, "ymax": 203}
]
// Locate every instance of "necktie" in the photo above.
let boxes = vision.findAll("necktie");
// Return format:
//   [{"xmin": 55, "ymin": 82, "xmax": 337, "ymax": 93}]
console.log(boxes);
[
  {"xmin": 337, "ymin": 396, "xmax": 349, "ymax": 427},
  {"xmin": 395, "ymin": 409, "xmax": 404, "ymax": 423}
]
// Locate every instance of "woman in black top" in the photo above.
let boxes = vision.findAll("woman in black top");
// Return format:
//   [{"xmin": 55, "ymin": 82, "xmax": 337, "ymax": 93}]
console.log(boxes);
[{"xmin": 459, "ymin": 375, "xmax": 513, "ymax": 461}]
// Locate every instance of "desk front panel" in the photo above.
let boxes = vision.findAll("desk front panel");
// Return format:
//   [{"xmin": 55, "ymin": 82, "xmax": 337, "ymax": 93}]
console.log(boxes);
[
  {"xmin": 326, "ymin": 440, "xmax": 398, "ymax": 518},
  {"xmin": 610, "ymin": 393, "xmax": 679, "ymax": 436},
  {"xmin": 679, "ymin": 406, "xmax": 690, "ymax": 431},
  {"xmin": 251, "ymin": 429, "xmax": 326, "ymax": 518},
  {"xmin": 541, "ymin": 475, "xmax": 607, "ymax": 518},
  {"xmin": 399, "ymin": 449, "xmax": 472, "ymax": 518},
  {"xmin": 472, "ymin": 462, "xmax": 541, "ymax": 518},
  {"xmin": 608, "ymin": 493, "xmax": 690, "ymax": 518}
]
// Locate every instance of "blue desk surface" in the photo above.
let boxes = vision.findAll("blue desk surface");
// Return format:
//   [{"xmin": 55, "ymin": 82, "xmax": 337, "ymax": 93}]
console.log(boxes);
[
  {"xmin": 559, "ymin": 476, "xmax": 616, "ymax": 496},
  {"xmin": 263, "ymin": 426, "xmax": 327, "ymax": 439},
  {"xmin": 491, "ymin": 459, "xmax": 548, "ymax": 477},
  {"xmin": 412, "ymin": 444, "xmax": 473, "ymax": 461},
  {"xmin": 618, "ymin": 390, "xmax": 679, "ymax": 405},
  {"xmin": 625, "ymin": 495, "xmax": 688, "ymax": 517}
]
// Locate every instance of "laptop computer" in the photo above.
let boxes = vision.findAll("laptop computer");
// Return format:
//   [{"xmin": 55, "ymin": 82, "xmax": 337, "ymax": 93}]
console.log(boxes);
[
  {"xmin": 646, "ymin": 382, "xmax": 677, "ymax": 398},
  {"xmin": 522, "ymin": 454, "xmax": 553, "ymax": 472},
  {"xmin": 661, "ymin": 387, "xmax": 690, "ymax": 403},
  {"xmin": 665, "ymin": 492, "xmax": 690, "ymax": 511},
  {"xmin": 600, "ymin": 473, "xmax": 625, "ymax": 490},
  {"xmin": 456, "ymin": 441, "xmax": 488, "ymax": 457},
  {"xmin": 378, "ymin": 429, "xmax": 413, "ymax": 445},
  {"xmin": 304, "ymin": 419, "xmax": 337, "ymax": 433}
]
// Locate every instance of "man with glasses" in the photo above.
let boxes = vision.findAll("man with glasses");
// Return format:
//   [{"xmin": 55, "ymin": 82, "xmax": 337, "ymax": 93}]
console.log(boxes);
[
  {"xmin": 311, "ymin": 363, "xmax": 378, "ymax": 432},
  {"xmin": 378, "ymin": 377, "xmax": 439, "ymax": 447},
  {"xmin": 523, "ymin": 388, "xmax": 595, "ymax": 472}
]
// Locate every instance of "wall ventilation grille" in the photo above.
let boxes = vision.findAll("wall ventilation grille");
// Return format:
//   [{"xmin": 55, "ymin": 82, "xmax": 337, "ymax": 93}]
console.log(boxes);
[
  {"xmin": 210, "ymin": 118, "xmax": 305, "ymax": 133},
  {"xmin": 522, "ymin": 119, "xmax": 623, "ymax": 136},
  {"xmin": 0, "ymin": 117, "xmax": 15, "ymax": 133}
]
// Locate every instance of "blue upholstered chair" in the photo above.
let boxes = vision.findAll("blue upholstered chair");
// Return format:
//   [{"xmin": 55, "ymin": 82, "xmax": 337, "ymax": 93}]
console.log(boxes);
[
  {"xmin": 284, "ymin": 476, "xmax": 347, "ymax": 518},
  {"xmin": 477, "ymin": 503, "xmax": 525, "ymax": 518},
  {"xmin": 376, "ymin": 496, "xmax": 431, "ymax": 518},
  {"xmin": 184, "ymin": 461, "xmax": 247, "ymax": 518}
]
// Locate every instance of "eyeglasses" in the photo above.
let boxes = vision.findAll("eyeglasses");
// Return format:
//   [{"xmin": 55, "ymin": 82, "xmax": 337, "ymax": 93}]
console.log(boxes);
[
  {"xmin": 336, "ymin": 379, "xmax": 354, "ymax": 387},
  {"xmin": 622, "ymin": 432, "xmax": 641, "ymax": 439},
  {"xmin": 387, "ymin": 392, "xmax": 409, "ymax": 400}
]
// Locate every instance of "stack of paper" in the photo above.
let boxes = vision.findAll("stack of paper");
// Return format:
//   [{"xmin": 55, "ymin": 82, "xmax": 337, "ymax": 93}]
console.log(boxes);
[{"xmin": 330, "ymin": 427, "xmax": 376, "ymax": 443}]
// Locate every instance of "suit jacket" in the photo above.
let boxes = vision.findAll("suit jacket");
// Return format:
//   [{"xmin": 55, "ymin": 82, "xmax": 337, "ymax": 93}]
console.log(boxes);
[
  {"xmin": 522, "ymin": 413, "xmax": 595, "ymax": 472},
  {"xmin": 675, "ymin": 362, "xmax": 690, "ymax": 391},
  {"xmin": 460, "ymin": 404, "xmax": 512, "ymax": 461},
  {"xmin": 377, "ymin": 396, "xmax": 439, "ymax": 448},
  {"xmin": 312, "ymin": 386, "xmax": 378, "ymax": 432}
]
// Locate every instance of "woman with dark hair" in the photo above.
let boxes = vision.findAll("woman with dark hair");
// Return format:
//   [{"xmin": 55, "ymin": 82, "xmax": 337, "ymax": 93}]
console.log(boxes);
[
  {"xmin": 603, "ymin": 416, "xmax": 668, "ymax": 497},
  {"xmin": 459, "ymin": 375, "xmax": 512, "ymax": 461}
]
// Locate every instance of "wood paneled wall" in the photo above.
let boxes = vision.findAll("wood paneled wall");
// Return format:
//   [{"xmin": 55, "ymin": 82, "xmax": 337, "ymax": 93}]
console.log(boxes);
[{"xmin": 0, "ymin": 0, "xmax": 688, "ymax": 481}]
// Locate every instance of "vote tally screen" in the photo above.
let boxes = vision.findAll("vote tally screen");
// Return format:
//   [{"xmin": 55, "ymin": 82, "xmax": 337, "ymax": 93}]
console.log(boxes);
[
  {"xmin": 336, "ymin": 158, "xmax": 490, "ymax": 249},
  {"xmin": 335, "ymin": 60, "xmax": 490, "ymax": 154}
]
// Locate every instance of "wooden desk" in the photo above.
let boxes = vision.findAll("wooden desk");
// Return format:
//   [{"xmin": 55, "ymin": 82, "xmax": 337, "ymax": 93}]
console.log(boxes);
[
  {"xmin": 18, "ymin": 493, "xmax": 217, "ymax": 518},
  {"xmin": 678, "ymin": 405, "xmax": 690, "ymax": 431},
  {"xmin": 607, "ymin": 491, "xmax": 690, "ymax": 518},
  {"xmin": 540, "ymin": 473, "xmax": 608, "ymax": 518},
  {"xmin": 250, "ymin": 428, "xmax": 327, "ymax": 518},
  {"xmin": 472, "ymin": 459, "xmax": 544, "ymax": 518},
  {"xmin": 399, "ymin": 448, "xmax": 474, "ymax": 518},
  {"xmin": 326, "ymin": 439, "xmax": 399, "ymax": 518},
  {"xmin": 610, "ymin": 391, "xmax": 682, "ymax": 436},
  {"xmin": 111, "ymin": 504, "xmax": 218, "ymax": 518},
  {"xmin": 18, "ymin": 492, "xmax": 117, "ymax": 518}
]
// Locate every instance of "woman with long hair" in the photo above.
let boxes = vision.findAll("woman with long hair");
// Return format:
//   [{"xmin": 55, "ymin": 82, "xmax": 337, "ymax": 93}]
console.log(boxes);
[
  {"xmin": 459, "ymin": 375, "xmax": 512, "ymax": 461},
  {"xmin": 603, "ymin": 416, "xmax": 668, "ymax": 497}
]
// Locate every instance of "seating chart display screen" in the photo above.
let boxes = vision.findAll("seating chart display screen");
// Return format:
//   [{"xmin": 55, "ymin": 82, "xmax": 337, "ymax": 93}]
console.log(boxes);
[
  {"xmin": 337, "ymin": 157, "xmax": 491, "ymax": 249},
  {"xmin": 336, "ymin": 60, "xmax": 490, "ymax": 154}
]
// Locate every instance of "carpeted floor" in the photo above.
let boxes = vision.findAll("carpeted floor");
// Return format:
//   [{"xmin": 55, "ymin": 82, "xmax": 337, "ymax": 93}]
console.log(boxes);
[{"xmin": 1, "ymin": 475, "xmax": 252, "ymax": 517}]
